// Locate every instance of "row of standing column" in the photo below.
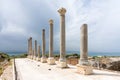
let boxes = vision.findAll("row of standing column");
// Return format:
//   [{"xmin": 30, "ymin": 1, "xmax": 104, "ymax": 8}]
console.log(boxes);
[
  {"xmin": 27, "ymin": 7, "xmax": 92, "ymax": 74},
  {"xmin": 27, "ymin": 20, "xmax": 55, "ymax": 64}
]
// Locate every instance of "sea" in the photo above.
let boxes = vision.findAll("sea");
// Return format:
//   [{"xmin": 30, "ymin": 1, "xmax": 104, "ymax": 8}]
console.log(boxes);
[{"xmin": 5, "ymin": 51, "xmax": 120, "ymax": 56}]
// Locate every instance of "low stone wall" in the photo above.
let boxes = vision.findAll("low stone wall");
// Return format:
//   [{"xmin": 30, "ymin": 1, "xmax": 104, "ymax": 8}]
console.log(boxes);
[
  {"xmin": 67, "ymin": 58, "xmax": 79, "ymax": 65},
  {"xmin": 13, "ymin": 59, "xmax": 17, "ymax": 80}
]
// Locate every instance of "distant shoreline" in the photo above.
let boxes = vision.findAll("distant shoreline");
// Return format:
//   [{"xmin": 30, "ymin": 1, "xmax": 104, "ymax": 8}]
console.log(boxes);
[{"xmin": 5, "ymin": 51, "xmax": 120, "ymax": 56}]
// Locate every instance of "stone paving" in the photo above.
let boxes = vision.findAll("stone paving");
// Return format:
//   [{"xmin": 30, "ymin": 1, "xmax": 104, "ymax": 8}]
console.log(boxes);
[{"xmin": 15, "ymin": 58, "xmax": 120, "ymax": 80}]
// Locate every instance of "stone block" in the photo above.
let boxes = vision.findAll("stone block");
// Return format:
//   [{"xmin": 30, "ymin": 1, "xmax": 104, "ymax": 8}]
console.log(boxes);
[
  {"xmin": 77, "ymin": 64, "xmax": 93, "ymax": 75},
  {"xmin": 41, "ymin": 57, "xmax": 47, "ymax": 63},
  {"xmin": 33, "ymin": 56, "xmax": 36, "ymax": 60},
  {"xmin": 47, "ymin": 57, "xmax": 55, "ymax": 65},
  {"xmin": 36, "ymin": 57, "xmax": 41, "ymax": 61},
  {"xmin": 57, "ymin": 61, "xmax": 68, "ymax": 68}
]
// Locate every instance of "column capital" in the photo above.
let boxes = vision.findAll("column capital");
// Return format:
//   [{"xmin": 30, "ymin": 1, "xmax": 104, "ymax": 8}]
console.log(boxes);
[
  {"xmin": 49, "ymin": 19, "xmax": 53, "ymax": 24},
  {"xmin": 81, "ymin": 24, "xmax": 87, "ymax": 29},
  {"xmin": 35, "ymin": 40, "xmax": 37, "ymax": 42},
  {"xmin": 29, "ymin": 37, "xmax": 32, "ymax": 40},
  {"xmin": 42, "ymin": 29, "xmax": 45, "ymax": 31},
  {"xmin": 58, "ymin": 7, "xmax": 66, "ymax": 15}
]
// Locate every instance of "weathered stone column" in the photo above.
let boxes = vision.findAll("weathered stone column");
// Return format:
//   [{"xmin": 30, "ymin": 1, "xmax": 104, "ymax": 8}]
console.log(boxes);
[
  {"xmin": 29, "ymin": 37, "xmax": 32, "ymax": 59},
  {"xmin": 27, "ymin": 38, "xmax": 30, "ymax": 58},
  {"xmin": 41, "ymin": 29, "xmax": 47, "ymax": 63},
  {"xmin": 32, "ymin": 49, "xmax": 34, "ymax": 60},
  {"xmin": 34, "ymin": 40, "xmax": 37, "ymax": 60},
  {"xmin": 80, "ymin": 24, "xmax": 88, "ymax": 65},
  {"xmin": 57, "ymin": 7, "xmax": 67, "ymax": 68},
  {"xmin": 47, "ymin": 19, "xmax": 55, "ymax": 65},
  {"xmin": 37, "ymin": 45, "xmax": 41, "ymax": 61},
  {"xmin": 77, "ymin": 24, "xmax": 93, "ymax": 75}
]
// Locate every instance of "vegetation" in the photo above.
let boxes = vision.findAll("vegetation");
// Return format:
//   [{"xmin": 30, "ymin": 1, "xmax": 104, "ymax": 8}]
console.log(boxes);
[
  {"xmin": 66, "ymin": 53, "xmax": 80, "ymax": 58},
  {"xmin": 44, "ymin": 53, "xmax": 80, "ymax": 59},
  {"xmin": 0, "ymin": 52, "xmax": 11, "ymax": 76},
  {"xmin": 108, "ymin": 61, "xmax": 120, "ymax": 71},
  {"xmin": 0, "ymin": 67, "xmax": 3, "ymax": 75},
  {"xmin": 0, "ymin": 52, "xmax": 10, "ymax": 62},
  {"xmin": 10, "ymin": 53, "xmax": 27, "ymax": 58}
]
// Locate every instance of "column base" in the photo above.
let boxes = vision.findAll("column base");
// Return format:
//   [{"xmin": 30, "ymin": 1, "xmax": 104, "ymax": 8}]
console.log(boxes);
[
  {"xmin": 33, "ymin": 56, "xmax": 36, "ymax": 60},
  {"xmin": 57, "ymin": 59, "xmax": 68, "ymax": 68},
  {"xmin": 47, "ymin": 57, "xmax": 55, "ymax": 65},
  {"xmin": 29, "ymin": 56, "xmax": 33, "ymax": 59},
  {"xmin": 27, "ymin": 56, "xmax": 29, "ymax": 58},
  {"xmin": 76, "ymin": 64, "xmax": 93, "ymax": 75},
  {"xmin": 41, "ymin": 57, "xmax": 47, "ymax": 63},
  {"xmin": 36, "ymin": 57, "xmax": 41, "ymax": 61},
  {"xmin": 31, "ymin": 56, "xmax": 34, "ymax": 60},
  {"xmin": 27, "ymin": 55, "xmax": 31, "ymax": 58}
]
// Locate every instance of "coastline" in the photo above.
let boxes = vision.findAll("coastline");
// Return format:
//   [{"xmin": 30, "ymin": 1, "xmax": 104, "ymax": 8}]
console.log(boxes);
[{"xmin": 5, "ymin": 51, "xmax": 120, "ymax": 56}]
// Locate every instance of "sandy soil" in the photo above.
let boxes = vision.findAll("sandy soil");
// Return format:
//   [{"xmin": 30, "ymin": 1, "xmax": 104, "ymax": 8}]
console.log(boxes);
[{"xmin": 1, "ymin": 65, "xmax": 13, "ymax": 80}]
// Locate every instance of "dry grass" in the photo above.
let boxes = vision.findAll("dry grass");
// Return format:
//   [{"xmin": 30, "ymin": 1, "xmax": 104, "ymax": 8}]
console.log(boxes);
[{"xmin": 0, "ymin": 67, "xmax": 3, "ymax": 75}]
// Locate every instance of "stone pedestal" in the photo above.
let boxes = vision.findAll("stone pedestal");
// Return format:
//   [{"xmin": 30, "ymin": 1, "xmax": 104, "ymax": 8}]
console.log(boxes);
[
  {"xmin": 27, "ymin": 55, "xmax": 30, "ymax": 58},
  {"xmin": 47, "ymin": 57, "xmax": 55, "ymax": 65},
  {"xmin": 77, "ymin": 64, "xmax": 93, "ymax": 75},
  {"xmin": 36, "ymin": 57, "xmax": 41, "ymax": 61},
  {"xmin": 41, "ymin": 57, "xmax": 47, "ymax": 63},
  {"xmin": 57, "ymin": 61, "xmax": 67, "ymax": 68},
  {"xmin": 57, "ymin": 59, "xmax": 67, "ymax": 68},
  {"xmin": 33, "ymin": 56, "xmax": 36, "ymax": 60},
  {"xmin": 31, "ymin": 56, "xmax": 34, "ymax": 60},
  {"xmin": 30, "ymin": 55, "xmax": 32, "ymax": 59}
]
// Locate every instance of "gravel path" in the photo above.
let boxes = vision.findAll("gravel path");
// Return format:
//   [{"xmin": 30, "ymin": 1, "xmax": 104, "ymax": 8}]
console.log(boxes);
[{"xmin": 15, "ymin": 58, "xmax": 120, "ymax": 80}]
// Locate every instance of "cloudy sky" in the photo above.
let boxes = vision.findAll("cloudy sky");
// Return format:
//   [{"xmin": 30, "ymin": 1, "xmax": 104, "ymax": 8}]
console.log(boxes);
[{"xmin": 0, "ymin": 0, "xmax": 120, "ymax": 54}]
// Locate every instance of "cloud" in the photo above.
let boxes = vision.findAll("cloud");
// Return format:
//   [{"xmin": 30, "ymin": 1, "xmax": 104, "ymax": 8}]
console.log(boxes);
[
  {"xmin": 51, "ymin": 0, "xmax": 120, "ymax": 53},
  {"xmin": 0, "ymin": 0, "xmax": 120, "ymax": 54}
]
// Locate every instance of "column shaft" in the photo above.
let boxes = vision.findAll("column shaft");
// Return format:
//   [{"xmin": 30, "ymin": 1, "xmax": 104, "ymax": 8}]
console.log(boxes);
[
  {"xmin": 42, "ymin": 29, "xmax": 45, "ymax": 58},
  {"xmin": 49, "ymin": 20, "xmax": 53, "ymax": 57},
  {"xmin": 60, "ymin": 14, "xmax": 66, "ymax": 59},
  {"xmin": 38, "ymin": 45, "xmax": 40, "ymax": 58},
  {"xmin": 80, "ymin": 24, "xmax": 88, "ymax": 65},
  {"xmin": 29, "ymin": 37, "xmax": 32, "ymax": 56},
  {"xmin": 34, "ymin": 40, "xmax": 37, "ymax": 57},
  {"xmin": 58, "ymin": 8, "xmax": 66, "ymax": 61},
  {"xmin": 28, "ymin": 39, "xmax": 30, "ymax": 56}
]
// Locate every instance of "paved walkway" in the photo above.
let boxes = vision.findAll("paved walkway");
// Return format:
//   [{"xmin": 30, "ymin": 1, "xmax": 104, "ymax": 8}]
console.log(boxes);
[{"xmin": 15, "ymin": 58, "xmax": 120, "ymax": 80}]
